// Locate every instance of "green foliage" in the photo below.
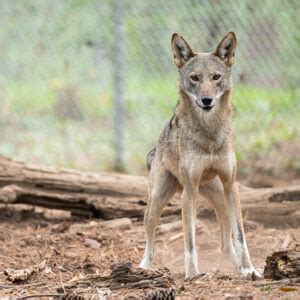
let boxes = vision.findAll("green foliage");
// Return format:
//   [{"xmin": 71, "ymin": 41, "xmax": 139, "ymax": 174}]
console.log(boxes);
[{"xmin": 0, "ymin": 0, "xmax": 298, "ymax": 174}]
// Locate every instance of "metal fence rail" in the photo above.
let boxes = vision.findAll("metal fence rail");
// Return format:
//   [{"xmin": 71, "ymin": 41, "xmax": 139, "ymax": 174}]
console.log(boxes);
[{"xmin": 0, "ymin": 0, "xmax": 299, "ymax": 174}]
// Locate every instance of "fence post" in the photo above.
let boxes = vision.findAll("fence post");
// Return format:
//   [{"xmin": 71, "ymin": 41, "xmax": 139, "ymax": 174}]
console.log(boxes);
[{"xmin": 113, "ymin": 0, "xmax": 125, "ymax": 171}]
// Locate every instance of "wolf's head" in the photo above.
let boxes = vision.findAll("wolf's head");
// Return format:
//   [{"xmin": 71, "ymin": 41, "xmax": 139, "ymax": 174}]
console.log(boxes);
[{"xmin": 171, "ymin": 32, "xmax": 236, "ymax": 114}]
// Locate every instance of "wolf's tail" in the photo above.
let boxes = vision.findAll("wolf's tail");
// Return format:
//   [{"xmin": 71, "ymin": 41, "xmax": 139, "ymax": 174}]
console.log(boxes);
[{"xmin": 146, "ymin": 147, "xmax": 156, "ymax": 170}]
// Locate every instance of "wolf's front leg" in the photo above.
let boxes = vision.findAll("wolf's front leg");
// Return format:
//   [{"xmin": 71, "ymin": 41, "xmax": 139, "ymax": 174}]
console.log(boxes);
[
  {"xmin": 139, "ymin": 170, "xmax": 178, "ymax": 269},
  {"xmin": 182, "ymin": 188, "xmax": 199, "ymax": 278},
  {"xmin": 223, "ymin": 182, "xmax": 261, "ymax": 279}
]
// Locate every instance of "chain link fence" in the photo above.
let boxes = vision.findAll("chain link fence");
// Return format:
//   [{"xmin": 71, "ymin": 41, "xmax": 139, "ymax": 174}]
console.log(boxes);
[{"xmin": 0, "ymin": 0, "xmax": 299, "ymax": 176}]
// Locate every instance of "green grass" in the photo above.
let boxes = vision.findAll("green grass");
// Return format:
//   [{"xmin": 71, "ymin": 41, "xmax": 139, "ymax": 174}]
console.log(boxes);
[{"xmin": 0, "ymin": 77, "xmax": 299, "ymax": 174}]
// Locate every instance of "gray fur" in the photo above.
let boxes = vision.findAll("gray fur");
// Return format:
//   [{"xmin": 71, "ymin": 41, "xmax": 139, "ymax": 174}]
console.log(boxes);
[{"xmin": 139, "ymin": 32, "xmax": 261, "ymax": 280}]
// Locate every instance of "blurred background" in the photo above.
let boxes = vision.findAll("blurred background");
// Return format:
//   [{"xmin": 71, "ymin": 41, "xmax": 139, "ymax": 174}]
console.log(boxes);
[{"xmin": 0, "ymin": 0, "xmax": 299, "ymax": 182}]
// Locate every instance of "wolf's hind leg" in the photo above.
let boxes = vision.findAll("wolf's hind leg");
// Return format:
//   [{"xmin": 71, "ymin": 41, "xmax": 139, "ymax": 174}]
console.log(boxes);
[{"xmin": 139, "ymin": 169, "xmax": 178, "ymax": 269}]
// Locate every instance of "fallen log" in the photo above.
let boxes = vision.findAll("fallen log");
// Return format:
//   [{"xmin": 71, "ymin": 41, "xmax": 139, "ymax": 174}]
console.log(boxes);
[
  {"xmin": 0, "ymin": 155, "xmax": 173, "ymax": 219},
  {"xmin": 0, "ymin": 155, "xmax": 299, "ymax": 226}
]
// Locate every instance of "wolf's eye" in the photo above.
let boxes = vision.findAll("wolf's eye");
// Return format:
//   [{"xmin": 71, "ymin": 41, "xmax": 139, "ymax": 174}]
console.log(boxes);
[
  {"xmin": 213, "ymin": 74, "xmax": 221, "ymax": 80},
  {"xmin": 190, "ymin": 74, "xmax": 199, "ymax": 82}
]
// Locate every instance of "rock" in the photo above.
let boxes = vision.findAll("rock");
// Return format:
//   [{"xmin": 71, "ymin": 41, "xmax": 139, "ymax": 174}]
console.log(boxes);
[
  {"xmin": 84, "ymin": 238, "xmax": 101, "ymax": 249},
  {"xmin": 102, "ymin": 218, "xmax": 132, "ymax": 229},
  {"xmin": 51, "ymin": 221, "xmax": 71, "ymax": 233},
  {"xmin": 68, "ymin": 221, "xmax": 99, "ymax": 235}
]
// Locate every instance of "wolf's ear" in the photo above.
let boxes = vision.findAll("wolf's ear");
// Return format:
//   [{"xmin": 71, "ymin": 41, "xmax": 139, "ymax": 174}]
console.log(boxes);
[
  {"xmin": 214, "ymin": 32, "xmax": 237, "ymax": 67},
  {"xmin": 171, "ymin": 33, "xmax": 195, "ymax": 68}
]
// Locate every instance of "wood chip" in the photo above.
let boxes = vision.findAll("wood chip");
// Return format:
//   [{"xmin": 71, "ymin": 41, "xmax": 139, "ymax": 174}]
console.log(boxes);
[
  {"xmin": 264, "ymin": 245, "xmax": 300, "ymax": 279},
  {"xmin": 4, "ymin": 260, "xmax": 46, "ymax": 283}
]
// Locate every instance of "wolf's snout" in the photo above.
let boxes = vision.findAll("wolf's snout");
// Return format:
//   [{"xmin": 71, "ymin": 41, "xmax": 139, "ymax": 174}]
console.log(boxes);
[{"xmin": 201, "ymin": 96, "xmax": 213, "ymax": 106}]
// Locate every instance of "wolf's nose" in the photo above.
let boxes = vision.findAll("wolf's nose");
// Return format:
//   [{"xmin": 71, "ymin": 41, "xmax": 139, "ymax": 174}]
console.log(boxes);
[{"xmin": 201, "ymin": 96, "xmax": 213, "ymax": 106}]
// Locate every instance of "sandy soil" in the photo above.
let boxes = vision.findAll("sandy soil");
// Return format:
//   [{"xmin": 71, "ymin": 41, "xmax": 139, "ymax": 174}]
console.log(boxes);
[{"xmin": 0, "ymin": 202, "xmax": 299, "ymax": 299}]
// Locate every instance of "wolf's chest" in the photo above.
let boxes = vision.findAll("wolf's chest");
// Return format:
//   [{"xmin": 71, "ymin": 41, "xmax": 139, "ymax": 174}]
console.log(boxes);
[{"xmin": 181, "ymin": 150, "xmax": 231, "ymax": 184}]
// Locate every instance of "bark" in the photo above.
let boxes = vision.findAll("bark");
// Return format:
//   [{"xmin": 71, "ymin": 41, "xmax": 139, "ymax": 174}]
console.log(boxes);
[
  {"xmin": 55, "ymin": 261, "xmax": 176, "ymax": 298},
  {"xmin": 264, "ymin": 245, "xmax": 300, "ymax": 279},
  {"xmin": 0, "ymin": 155, "xmax": 162, "ymax": 219},
  {"xmin": 0, "ymin": 155, "xmax": 299, "ymax": 226}
]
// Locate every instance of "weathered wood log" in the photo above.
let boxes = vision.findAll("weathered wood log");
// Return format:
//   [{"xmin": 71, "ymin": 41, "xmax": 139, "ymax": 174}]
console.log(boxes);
[
  {"xmin": 232, "ymin": 184, "xmax": 300, "ymax": 227},
  {"xmin": 264, "ymin": 245, "xmax": 300, "ymax": 279},
  {"xmin": 0, "ymin": 155, "xmax": 299, "ymax": 226},
  {"xmin": 0, "ymin": 155, "xmax": 171, "ymax": 219}
]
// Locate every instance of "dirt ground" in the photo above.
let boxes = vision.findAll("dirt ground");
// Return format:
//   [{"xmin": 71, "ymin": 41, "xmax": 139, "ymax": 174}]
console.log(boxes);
[{"xmin": 0, "ymin": 195, "xmax": 299, "ymax": 300}]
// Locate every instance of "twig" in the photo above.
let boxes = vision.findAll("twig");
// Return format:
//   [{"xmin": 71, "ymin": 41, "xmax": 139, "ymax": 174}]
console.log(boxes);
[
  {"xmin": 109, "ymin": 277, "xmax": 171, "ymax": 290},
  {"xmin": 0, "ymin": 281, "xmax": 46, "ymax": 289},
  {"xmin": 169, "ymin": 232, "xmax": 183, "ymax": 243},
  {"xmin": 59, "ymin": 271, "xmax": 65, "ymax": 294},
  {"xmin": 184, "ymin": 273, "xmax": 207, "ymax": 282},
  {"xmin": 16, "ymin": 294, "xmax": 64, "ymax": 299},
  {"xmin": 253, "ymin": 277, "xmax": 300, "ymax": 287},
  {"xmin": 0, "ymin": 284, "xmax": 16, "ymax": 289},
  {"xmin": 281, "ymin": 233, "xmax": 293, "ymax": 249}
]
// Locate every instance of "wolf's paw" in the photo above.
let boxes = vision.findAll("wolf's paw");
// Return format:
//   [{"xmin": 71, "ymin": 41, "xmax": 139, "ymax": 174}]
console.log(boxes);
[
  {"xmin": 184, "ymin": 272, "xmax": 207, "ymax": 282},
  {"xmin": 138, "ymin": 259, "xmax": 150, "ymax": 270}
]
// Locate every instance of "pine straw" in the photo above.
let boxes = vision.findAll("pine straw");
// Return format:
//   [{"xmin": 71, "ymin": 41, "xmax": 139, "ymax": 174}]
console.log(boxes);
[{"xmin": 0, "ymin": 205, "xmax": 300, "ymax": 298}]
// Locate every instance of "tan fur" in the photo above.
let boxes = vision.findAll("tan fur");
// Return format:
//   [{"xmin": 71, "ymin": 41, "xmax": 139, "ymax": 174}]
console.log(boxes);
[{"xmin": 139, "ymin": 32, "xmax": 261, "ymax": 279}]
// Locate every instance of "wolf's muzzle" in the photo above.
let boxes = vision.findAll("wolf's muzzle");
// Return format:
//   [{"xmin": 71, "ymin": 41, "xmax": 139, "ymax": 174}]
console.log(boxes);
[
  {"xmin": 196, "ymin": 97, "xmax": 214, "ymax": 111},
  {"xmin": 201, "ymin": 96, "xmax": 213, "ymax": 106}
]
